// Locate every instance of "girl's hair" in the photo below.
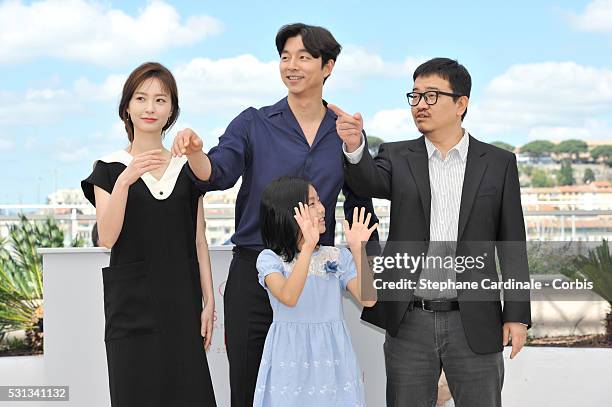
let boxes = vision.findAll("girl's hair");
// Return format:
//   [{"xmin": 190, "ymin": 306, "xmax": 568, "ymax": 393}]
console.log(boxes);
[
  {"xmin": 118, "ymin": 62, "xmax": 180, "ymax": 142},
  {"xmin": 260, "ymin": 176, "xmax": 311, "ymax": 262}
]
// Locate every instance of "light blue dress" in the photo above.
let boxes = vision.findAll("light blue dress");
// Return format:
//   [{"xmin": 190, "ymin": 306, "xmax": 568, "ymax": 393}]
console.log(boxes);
[{"xmin": 254, "ymin": 246, "xmax": 366, "ymax": 407}]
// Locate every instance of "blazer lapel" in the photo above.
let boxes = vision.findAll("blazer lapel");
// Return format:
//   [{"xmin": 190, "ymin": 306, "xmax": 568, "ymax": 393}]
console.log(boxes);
[
  {"xmin": 457, "ymin": 136, "xmax": 488, "ymax": 242},
  {"xmin": 405, "ymin": 137, "xmax": 431, "ymax": 233}
]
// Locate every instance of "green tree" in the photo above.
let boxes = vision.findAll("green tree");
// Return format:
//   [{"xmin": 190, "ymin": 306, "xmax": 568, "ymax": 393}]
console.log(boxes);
[
  {"xmin": 555, "ymin": 139, "xmax": 588, "ymax": 162},
  {"xmin": 520, "ymin": 140, "xmax": 555, "ymax": 159},
  {"xmin": 530, "ymin": 168, "xmax": 555, "ymax": 187},
  {"xmin": 556, "ymin": 160, "xmax": 575, "ymax": 186},
  {"xmin": 518, "ymin": 164, "xmax": 533, "ymax": 177},
  {"xmin": 0, "ymin": 215, "xmax": 83, "ymax": 350},
  {"xmin": 560, "ymin": 240, "xmax": 612, "ymax": 342},
  {"xmin": 491, "ymin": 141, "xmax": 515, "ymax": 152},
  {"xmin": 583, "ymin": 168, "xmax": 595, "ymax": 184},
  {"xmin": 591, "ymin": 145, "xmax": 612, "ymax": 166}
]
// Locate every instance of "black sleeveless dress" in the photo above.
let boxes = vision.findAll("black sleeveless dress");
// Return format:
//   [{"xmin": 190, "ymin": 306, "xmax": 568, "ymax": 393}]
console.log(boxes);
[{"xmin": 82, "ymin": 150, "xmax": 216, "ymax": 407}]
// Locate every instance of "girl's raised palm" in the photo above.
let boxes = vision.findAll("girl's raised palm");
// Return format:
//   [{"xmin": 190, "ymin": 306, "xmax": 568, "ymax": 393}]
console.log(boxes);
[
  {"xmin": 343, "ymin": 207, "xmax": 378, "ymax": 248},
  {"xmin": 294, "ymin": 202, "xmax": 320, "ymax": 250}
]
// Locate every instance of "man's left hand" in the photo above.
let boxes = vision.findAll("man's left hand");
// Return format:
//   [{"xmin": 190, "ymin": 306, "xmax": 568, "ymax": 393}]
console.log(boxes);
[{"xmin": 503, "ymin": 322, "xmax": 527, "ymax": 359}]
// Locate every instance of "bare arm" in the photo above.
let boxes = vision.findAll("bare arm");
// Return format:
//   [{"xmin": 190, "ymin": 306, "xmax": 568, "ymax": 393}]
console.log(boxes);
[
  {"xmin": 264, "ymin": 245, "xmax": 314, "ymax": 307},
  {"xmin": 346, "ymin": 243, "xmax": 377, "ymax": 308},
  {"xmin": 263, "ymin": 202, "xmax": 319, "ymax": 307},
  {"xmin": 196, "ymin": 197, "xmax": 215, "ymax": 350},
  {"xmin": 94, "ymin": 182, "xmax": 129, "ymax": 249},
  {"xmin": 188, "ymin": 151, "xmax": 212, "ymax": 181},
  {"xmin": 344, "ymin": 208, "xmax": 378, "ymax": 307},
  {"xmin": 171, "ymin": 129, "xmax": 213, "ymax": 181},
  {"xmin": 94, "ymin": 150, "xmax": 166, "ymax": 248},
  {"xmin": 172, "ymin": 117, "xmax": 249, "ymax": 190}
]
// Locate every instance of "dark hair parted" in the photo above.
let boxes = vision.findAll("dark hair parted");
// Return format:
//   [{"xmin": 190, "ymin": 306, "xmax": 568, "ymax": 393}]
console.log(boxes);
[
  {"xmin": 118, "ymin": 62, "xmax": 180, "ymax": 142},
  {"xmin": 413, "ymin": 58, "xmax": 472, "ymax": 121},
  {"xmin": 260, "ymin": 176, "xmax": 311, "ymax": 263},
  {"xmin": 275, "ymin": 23, "xmax": 342, "ymax": 68}
]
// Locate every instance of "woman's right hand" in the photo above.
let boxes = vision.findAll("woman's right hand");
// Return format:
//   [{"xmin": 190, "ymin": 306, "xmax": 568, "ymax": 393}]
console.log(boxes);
[
  {"xmin": 294, "ymin": 202, "xmax": 320, "ymax": 250},
  {"xmin": 117, "ymin": 149, "xmax": 166, "ymax": 187}
]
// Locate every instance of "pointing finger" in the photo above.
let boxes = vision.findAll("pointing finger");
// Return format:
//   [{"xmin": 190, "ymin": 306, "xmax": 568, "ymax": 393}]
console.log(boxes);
[{"xmin": 327, "ymin": 103, "xmax": 349, "ymax": 118}]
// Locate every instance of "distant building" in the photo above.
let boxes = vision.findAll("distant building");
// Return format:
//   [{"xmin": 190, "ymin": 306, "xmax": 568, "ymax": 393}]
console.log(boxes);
[
  {"xmin": 521, "ymin": 182, "xmax": 612, "ymax": 240},
  {"xmin": 47, "ymin": 188, "xmax": 90, "ymax": 206},
  {"xmin": 522, "ymin": 181, "xmax": 612, "ymax": 211}
]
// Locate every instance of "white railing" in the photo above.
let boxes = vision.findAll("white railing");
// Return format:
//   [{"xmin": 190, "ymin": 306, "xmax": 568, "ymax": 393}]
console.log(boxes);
[{"xmin": 2, "ymin": 204, "xmax": 612, "ymax": 246}]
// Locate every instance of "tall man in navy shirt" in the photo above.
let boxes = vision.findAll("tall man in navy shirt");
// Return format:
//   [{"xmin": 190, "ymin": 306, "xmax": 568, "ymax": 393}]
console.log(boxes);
[{"xmin": 172, "ymin": 23, "xmax": 379, "ymax": 407}]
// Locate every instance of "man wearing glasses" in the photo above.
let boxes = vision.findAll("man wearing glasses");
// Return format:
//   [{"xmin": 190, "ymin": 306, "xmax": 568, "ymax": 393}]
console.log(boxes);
[{"xmin": 330, "ymin": 58, "xmax": 531, "ymax": 407}]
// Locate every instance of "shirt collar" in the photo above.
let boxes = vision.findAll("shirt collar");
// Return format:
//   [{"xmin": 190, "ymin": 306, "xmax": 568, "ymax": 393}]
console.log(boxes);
[
  {"xmin": 267, "ymin": 96, "xmax": 333, "ymax": 118},
  {"xmin": 424, "ymin": 129, "xmax": 470, "ymax": 161},
  {"xmin": 267, "ymin": 97, "xmax": 290, "ymax": 117}
]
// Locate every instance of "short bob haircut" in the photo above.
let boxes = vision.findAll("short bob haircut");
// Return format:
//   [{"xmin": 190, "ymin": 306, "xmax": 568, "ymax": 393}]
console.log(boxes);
[
  {"xmin": 275, "ymin": 23, "xmax": 341, "ymax": 82},
  {"xmin": 118, "ymin": 62, "xmax": 180, "ymax": 142},
  {"xmin": 413, "ymin": 57, "xmax": 472, "ymax": 121},
  {"xmin": 260, "ymin": 176, "xmax": 311, "ymax": 263}
]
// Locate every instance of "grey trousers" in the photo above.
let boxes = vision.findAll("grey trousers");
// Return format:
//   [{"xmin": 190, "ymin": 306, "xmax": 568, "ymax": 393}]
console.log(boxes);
[{"xmin": 384, "ymin": 308, "xmax": 504, "ymax": 407}]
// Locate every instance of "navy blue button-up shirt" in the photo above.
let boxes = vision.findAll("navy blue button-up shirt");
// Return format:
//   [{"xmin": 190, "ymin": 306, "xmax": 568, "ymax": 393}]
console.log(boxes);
[{"xmin": 185, "ymin": 97, "xmax": 379, "ymax": 250}]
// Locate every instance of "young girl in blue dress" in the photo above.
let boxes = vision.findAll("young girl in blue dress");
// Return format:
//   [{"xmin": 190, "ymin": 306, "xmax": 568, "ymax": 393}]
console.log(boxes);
[{"xmin": 253, "ymin": 176, "xmax": 378, "ymax": 407}]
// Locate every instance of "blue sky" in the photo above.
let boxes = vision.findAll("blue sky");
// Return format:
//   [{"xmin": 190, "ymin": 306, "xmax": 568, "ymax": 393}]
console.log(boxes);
[{"xmin": 1, "ymin": 0, "xmax": 611, "ymax": 203}]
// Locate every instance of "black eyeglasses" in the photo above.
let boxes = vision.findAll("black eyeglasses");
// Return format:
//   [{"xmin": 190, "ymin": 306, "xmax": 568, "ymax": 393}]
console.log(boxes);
[{"xmin": 406, "ymin": 90, "xmax": 464, "ymax": 106}]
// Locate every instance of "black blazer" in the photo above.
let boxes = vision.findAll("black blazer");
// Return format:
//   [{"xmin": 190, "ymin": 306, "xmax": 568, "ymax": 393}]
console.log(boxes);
[{"xmin": 344, "ymin": 135, "xmax": 532, "ymax": 354}]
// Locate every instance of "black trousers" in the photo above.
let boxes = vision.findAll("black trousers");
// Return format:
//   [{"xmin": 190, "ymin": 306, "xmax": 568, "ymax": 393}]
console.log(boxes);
[{"xmin": 224, "ymin": 247, "xmax": 273, "ymax": 407}]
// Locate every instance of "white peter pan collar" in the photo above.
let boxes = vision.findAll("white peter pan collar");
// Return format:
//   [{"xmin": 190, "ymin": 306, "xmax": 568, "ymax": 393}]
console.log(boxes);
[{"xmin": 97, "ymin": 150, "xmax": 187, "ymax": 200}]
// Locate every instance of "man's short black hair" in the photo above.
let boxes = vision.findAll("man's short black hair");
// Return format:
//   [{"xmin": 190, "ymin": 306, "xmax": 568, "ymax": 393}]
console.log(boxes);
[
  {"xmin": 413, "ymin": 58, "xmax": 472, "ymax": 121},
  {"xmin": 275, "ymin": 23, "xmax": 342, "ymax": 68}
]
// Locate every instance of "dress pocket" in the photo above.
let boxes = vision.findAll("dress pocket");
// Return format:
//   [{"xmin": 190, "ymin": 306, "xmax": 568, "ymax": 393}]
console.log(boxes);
[{"xmin": 102, "ymin": 260, "xmax": 160, "ymax": 341}]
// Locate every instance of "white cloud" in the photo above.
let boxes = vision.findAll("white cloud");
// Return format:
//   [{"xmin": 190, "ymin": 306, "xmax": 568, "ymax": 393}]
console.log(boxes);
[
  {"xmin": 333, "ymin": 46, "xmax": 387, "ymax": 77},
  {"xmin": 330, "ymin": 47, "xmax": 427, "ymax": 90},
  {"xmin": 0, "ymin": 74, "xmax": 122, "ymax": 125},
  {"xmin": 527, "ymin": 126, "xmax": 592, "ymax": 141},
  {"xmin": 0, "ymin": 138, "xmax": 15, "ymax": 152},
  {"xmin": 175, "ymin": 49, "xmax": 424, "ymax": 114},
  {"xmin": 74, "ymin": 75, "xmax": 126, "ymax": 102},
  {"xmin": 24, "ymin": 137, "xmax": 38, "ymax": 151},
  {"xmin": 174, "ymin": 55, "xmax": 284, "ymax": 113},
  {"xmin": 91, "ymin": 121, "xmax": 128, "ymax": 143},
  {"xmin": 465, "ymin": 61, "xmax": 612, "ymax": 136},
  {"xmin": 209, "ymin": 126, "xmax": 228, "ymax": 138},
  {"xmin": 567, "ymin": 0, "xmax": 612, "ymax": 35},
  {"xmin": 363, "ymin": 61, "xmax": 612, "ymax": 142},
  {"xmin": 333, "ymin": 46, "xmax": 427, "ymax": 78},
  {"xmin": 366, "ymin": 108, "xmax": 419, "ymax": 140},
  {"xmin": 1, "ymin": 48, "xmax": 425, "ymax": 130},
  {"xmin": 55, "ymin": 137, "xmax": 91, "ymax": 163},
  {"xmin": 0, "ymin": 44, "xmax": 421, "ymax": 124},
  {"xmin": 0, "ymin": 0, "xmax": 223, "ymax": 66},
  {"xmin": 527, "ymin": 119, "xmax": 612, "ymax": 142},
  {"xmin": 0, "ymin": 88, "xmax": 82, "ymax": 125}
]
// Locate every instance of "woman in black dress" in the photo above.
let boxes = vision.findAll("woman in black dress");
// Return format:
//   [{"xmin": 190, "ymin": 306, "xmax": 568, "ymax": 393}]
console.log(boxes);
[{"xmin": 81, "ymin": 62, "xmax": 216, "ymax": 407}]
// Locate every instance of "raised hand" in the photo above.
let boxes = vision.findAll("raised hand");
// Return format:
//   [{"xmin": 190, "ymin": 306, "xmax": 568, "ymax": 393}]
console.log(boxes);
[
  {"xmin": 294, "ymin": 202, "xmax": 320, "ymax": 250},
  {"xmin": 327, "ymin": 104, "xmax": 364, "ymax": 153},
  {"xmin": 118, "ymin": 149, "xmax": 167, "ymax": 186},
  {"xmin": 343, "ymin": 207, "xmax": 378, "ymax": 250},
  {"xmin": 171, "ymin": 128, "xmax": 204, "ymax": 157}
]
